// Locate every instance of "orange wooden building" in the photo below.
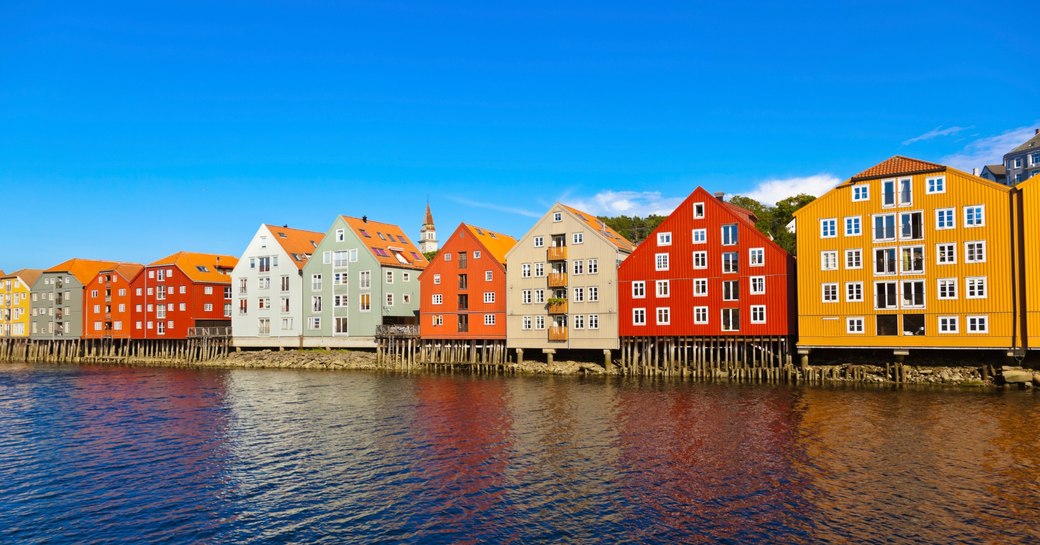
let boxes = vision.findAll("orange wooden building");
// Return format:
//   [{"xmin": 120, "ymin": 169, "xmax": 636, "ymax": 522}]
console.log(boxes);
[{"xmin": 83, "ymin": 263, "xmax": 145, "ymax": 339}]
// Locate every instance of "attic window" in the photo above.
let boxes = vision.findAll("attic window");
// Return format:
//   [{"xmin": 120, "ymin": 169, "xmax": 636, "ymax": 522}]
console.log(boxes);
[
  {"xmin": 360, "ymin": 229, "xmax": 371, "ymax": 238},
  {"xmin": 394, "ymin": 252, "xmax": 409, "ymax": 265},
  {"xmin": 310, "ymin": 241, "xmax": 318, "ymax": 248},
  {"xmin": 372, "ymin": 247, "xmax": 390, "ymax": 257},
  {"xmin": 475, "ymin": 228, "xmax": 485, "ymax": 235},
  {"xmin": 377, "ymin": 232, "xmax": 386, "ymax": 241},
  {"xmin": 411, "ymin": 252, "xmax": 422, "ymax": 260},
  {"xmin": 489, "ymin": 232, "xmax": 497, "ymax": 238},
  {"xmin": 196, "ymin": 266, "xmax": 210, "ymax": 272},
  {"xmin": 397, "ymin": 235, "xmax": 408, "ymax": 244},
  {"xmin": 278, "ymin": 232, "xmax": 287, "ymax": 238}
]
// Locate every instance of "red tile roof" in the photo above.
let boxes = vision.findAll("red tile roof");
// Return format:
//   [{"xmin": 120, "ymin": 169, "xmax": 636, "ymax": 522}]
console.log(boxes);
[
  {"xmin": 342, "ymin": 216, "xmax": 429, "ymax": 270},
  {"xmin": 462, "ymin": 224, "xmax": 517, "ymax": 264},
  {"xmin": 149, "ymin": 252, "xmax": 239, "ymax": 283},
  {"xmin": 46, "ymin": 258, "xmax": 122, "ymax": 285},
  {"xmin": 101, "ymin": 263, "xmax": 145, "ymax": 283},
  {"xmin": 264, "ymin": 224, "xmax": 324, "ymax": 270},
  {"xmin": 2, "ymin": 268, "xmax": 44, "ymax": 288},
  {"xmin": 561, "ymin": 204, "xmax": 636, "ymax": 253},
  {"xmin": 850, "ymin": 155, "xmax": 945, "ymax": 181}
]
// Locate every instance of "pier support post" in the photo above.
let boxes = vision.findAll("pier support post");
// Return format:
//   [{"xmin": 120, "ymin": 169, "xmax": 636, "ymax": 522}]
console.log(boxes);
[
  {"xmin": 603, "ymin": 349, "xmax": 613, "ymax": 372},
  {"xmin": 543, "ymin": 349, "xmax": 555, "ymax": 366},
  {"xmin": 515, "ymin": 348, "xmax": 524, "ymax": 364}
]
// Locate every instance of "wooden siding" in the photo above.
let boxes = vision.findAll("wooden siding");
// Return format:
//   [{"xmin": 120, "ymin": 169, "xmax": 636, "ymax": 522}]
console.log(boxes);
[
  {"xmin": 795, "ymin": 165, "xmax": 1016, "ymax": 349},
  {"xmin": 1021, "ymin": 175, "xmax": 1040, "ymax": 348},
  {"xmin": 618, "ymin": 187, "xmax": 795, "ymax": 338}
]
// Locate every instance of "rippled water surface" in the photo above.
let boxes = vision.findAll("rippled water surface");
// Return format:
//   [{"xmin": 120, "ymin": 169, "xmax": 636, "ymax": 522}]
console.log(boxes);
[{"xmin": 1, "ymin": 364, "xmax": 1039, "ymax": 544}]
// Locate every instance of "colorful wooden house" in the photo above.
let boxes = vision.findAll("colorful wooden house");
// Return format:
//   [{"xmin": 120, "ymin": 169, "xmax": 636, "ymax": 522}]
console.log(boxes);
[
  {"xmin": 505, "ymin": 203, "xmax": 634, "ymax": 361},
  {"xmin": 231, "ymin": 224, "xmax": 324, "ymax": 348},
  {"xmin": 794, "ymin": 156, "xmax": 1018, "ymax": 358},
  {"xmin": 82, "ymin": 263, "xmax": 145, "ymax": 339},
  {"xmin": 0, "ymin": 269, "xmax": 43, "ymax": 338},
  {"xmin": 617, "ymin": 188, "xmax": 796, "ymax": 370},
  {"xmin": 418, "ymin": 223, "xmax": 517, "ymax": 358},
  {"xmin": 301, "ymin": 216, "xmax": 428, "ymax": 347},
  {"xmin": 1017, "ymin": 173, "xmax": 1040, "ymax": 350},
  {"xmin": 29, "ymin": 259, "xmax": 120, "ymax": 339},
  {"xmin": 131, "ymin": 252, "xmax": 237, "ymax": 339}
]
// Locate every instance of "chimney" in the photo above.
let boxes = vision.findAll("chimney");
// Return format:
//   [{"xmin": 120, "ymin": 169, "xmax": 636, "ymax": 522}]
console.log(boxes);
[
  {"xmin": 714, "ymin": 191, "xmax": 725, "ymax": 202},
  {"xmin": 362, "ymin": 215, "xmax": 368, "ymax": 223},
  {"xmin": 1035, "ymin": 128, "xmax": 1039, "ymax": 135},
  {"xmin": 973, "ymin": 167, "xmax": 979, "ymax": 176}
]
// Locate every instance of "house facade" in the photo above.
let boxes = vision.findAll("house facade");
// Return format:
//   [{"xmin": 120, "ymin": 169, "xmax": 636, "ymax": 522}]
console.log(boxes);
[
  {"xmin": 301, "ymin": 216, "xmax": 428, "ymax": 347},
  {"xmin": 505, "ymin": 204, "xmax": 634, "ymax": 354},
  {"xmin": 794, "ymin": 156, "xmax": 1017, "ymax": 354},
  {"xmin": 618, "ymin": 187, "xmax": 796, "ymax": 339},
  {"xmin": 0, "ymin": 269, "xmax": 42, "ymax": 338},
  {"xmin": 29, "ymin": 259, "xmax": 119, "ymax": 339},
  {"xmin": 1018, "ymin": 173, "xmax": 1040, "ymax": 349},
  {"xmin": 1004, "ymin": 129, "xmax": 1040, "ymax": 185},
  {"xmin": 82, "ymin": 263, "xmax": 144, "ymax": 339},
  {"xmin": 231, "ymin": 224, "xmax": 323, "ymax": 348},
  {"xmin": 130, "ymin": 252, "xmax": 237, "ymax": 339},
  {"xmin": 419, "ymin": 223, "xmax": 516, "ymax": 340}
]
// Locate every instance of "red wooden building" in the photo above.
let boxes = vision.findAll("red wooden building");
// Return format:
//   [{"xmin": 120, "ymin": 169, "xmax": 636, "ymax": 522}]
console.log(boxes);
[
  {"xmin": 617, "ymin": 188, "xmax": 796, "ymax": 371},
  {"xmin": 83, "ymin": 263, "xmax": 144, "ymax": 339},
  {"xmin": 418, "ymin": 224, "xmax": 516, "ymax": 359},
  {"xmin": 130, "ymin": 252, "xmax": 238, "ymax": 339}
]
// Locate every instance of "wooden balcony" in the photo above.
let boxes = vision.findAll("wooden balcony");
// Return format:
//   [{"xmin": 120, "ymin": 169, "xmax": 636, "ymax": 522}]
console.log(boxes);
[
  {"xmin": 547, "ymin": 301, "xmax": 568, "ymax": 314},
  {"xmin": 547, "ymin": 246, "xmax": 567, "ymax": 261},
  {"xmin": 548, "ymin": 326, "xmax": 568, "ymax": 342},
  {"xmin": 547, "ymin": 273, "xmax": 568, "ymax": 288}
]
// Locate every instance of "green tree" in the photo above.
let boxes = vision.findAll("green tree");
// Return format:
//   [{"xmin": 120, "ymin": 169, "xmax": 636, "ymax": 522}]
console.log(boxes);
[{"xmin": 597, "ymin": 215, "xmax": 666, "ymax": 244}]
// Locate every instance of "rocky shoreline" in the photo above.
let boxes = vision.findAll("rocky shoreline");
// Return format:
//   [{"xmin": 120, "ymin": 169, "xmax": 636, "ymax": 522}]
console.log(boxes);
[{"xmin": 134, "ymin": 349, "xmax": 1040, "ymax": 388}]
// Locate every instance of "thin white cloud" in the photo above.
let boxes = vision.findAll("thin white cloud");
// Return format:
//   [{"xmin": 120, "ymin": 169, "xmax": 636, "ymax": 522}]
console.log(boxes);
[
  {"xmin": 902, "ymin": 125, "xmax": 968, "ymax": 145},
  {"xmin": 562, "ymin": 190, "xmax": 685, "ymax": 217},
  {"xmin": 941, "ymin": 124, "xmax": 1040, "ymax": 172},
  {"xmin": 447, "ymin": 196, "xmax": 541, "ymax": 218},
  {"xmin": 740, "ymin": 174, "xmax": 840, "ymax": 205}
]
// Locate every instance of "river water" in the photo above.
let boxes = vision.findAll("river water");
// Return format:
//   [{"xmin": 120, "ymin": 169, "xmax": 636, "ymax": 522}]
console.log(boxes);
[{"xmin": 0, "ymin": 364, "xmax": 1038, "ymax": 544}]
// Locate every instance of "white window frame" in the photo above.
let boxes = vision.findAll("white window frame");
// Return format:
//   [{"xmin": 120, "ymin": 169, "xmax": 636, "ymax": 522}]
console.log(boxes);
[
  {"xmin": 692, "ymin": 251, "xmax": 707, "ymax": 270},
  {"xmin": 844, "ymin": 216, "xmax": 861, "ymax": 237},
  {"xmin": 967, "ymin": 315, "xmax": 988, "ymax": 334},
  {"xmin": 820, "ymin": 218, "xmax": 837, "ymax": 239},
  {"xmin": 846, "ymin": 282, "xmax": 863, "ymax": 302},
  {"xmin": 938, "ymin": 316, "xmax": 959, "ymax": 334},
  {"xmin": 963, "ymin": 205, "xmax": 985, "ymax": 228},
  {"xmin": 656, "ymin": 307, "xmax": 670, "ymax": 326},
  {"xmin": 822, "ymin": 283, "xmax": 838, "ymax": 303},
  {"xmin": 852, "ymin": 185, "xmax": 869, "ymax": 202},
  {"xmin": 936, "ymin": 243, "xmax": 956, "ymax": 265},
  {"xmin": 750, "ymin": 276, "xmax": 765, "ymax": 295},
  {"xmin": 632, "ymin": 308, "xmax": 646, "ymax": 326},
  {"xmin": 750, "ymin": 305, "xmax": 766, "ymax": 324},
  {"xmin": 966, "ymin": 276, "xmax": 987, "ymax": 299},
  {"xmin": 937, "ymin": 278, "xmax": 957, "ymax": 300},
  {"xmin": 693, "ymin": 202, "xmax": 705, "ymax": 219},
  {"xmin": 749, "ymin": 248, "xmax": 764, "ymax": 267},
  {"xmin": 935, "ymin": 208, "xmax": 955, "ymax": 230},
  {"xmin": 845, "ymin": 249, "xmax": 862, "ymax": 270},
  {"xmin": 821, "ymin": 251, "xmax": 838, "ymax": 271},
  {"xmin": 632, "ymin": 281, "xmax": 646, "ymax": 299},
  {"xmin": 965, "ymin": 241, "xmax": 986, "ymax": 263},
  {"xmin": 655, "ymin": 253, "xmax": 670, "ymax": 271},
  {"xmin": 694, "ymin": 306, "xmax": 709, "ymax": 325},
  {"xmin": 657, "ymin": 232, "xmax": 672, "ymax": 246},
  {"xmin": 847, "ymin": 317, "xmax": 864, "ymax": 334},
  {"xmin": 692, "ymin": 228, "xmax": 707, "ymax": 244},
  {"xmin": 926, "ymin": 176, "xmax": 945, "ymax": 194}
]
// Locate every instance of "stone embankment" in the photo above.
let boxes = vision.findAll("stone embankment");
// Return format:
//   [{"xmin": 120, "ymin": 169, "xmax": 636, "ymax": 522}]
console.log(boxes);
[{"xmin": 154, "ymin": 349, "xmax": 1040, "ymax": 388}]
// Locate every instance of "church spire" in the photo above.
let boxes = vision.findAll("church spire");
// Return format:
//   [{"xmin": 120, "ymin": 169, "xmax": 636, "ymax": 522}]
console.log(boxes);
[{"xmin": 419, "ymin": 198, "xmax": 438, "ymax": 253}]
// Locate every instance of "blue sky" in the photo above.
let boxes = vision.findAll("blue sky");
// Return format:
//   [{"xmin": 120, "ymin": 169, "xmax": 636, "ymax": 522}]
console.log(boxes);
[{"xmin": 1, "ymin": 0, "xmax": 1037, "ymax": 271}]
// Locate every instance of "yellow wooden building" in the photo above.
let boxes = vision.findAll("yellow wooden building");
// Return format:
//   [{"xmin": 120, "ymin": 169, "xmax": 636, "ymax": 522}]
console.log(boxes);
[
  {"xmin": 1018, "ymin": 173, "xmax": 1040, "ymax": 350},
  {"xmin": 0, "ymin": 269, "xmax": 43, "ymax": 338},
  {"xmin": 795, "ymin": 156, "xmax": 1020, "ymax": 355}
]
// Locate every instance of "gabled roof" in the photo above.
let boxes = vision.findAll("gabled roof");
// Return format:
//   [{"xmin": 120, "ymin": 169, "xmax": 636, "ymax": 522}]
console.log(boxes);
[
  {"xmin": 264, "ymin": 224, "xmax": 324, "ymax": 270},
  {"xmin": 149, "ymin": 252, "xmax": 238, "ymax": 283},
  {"xmin": 99, "ymin": 263, "xmax": 145, "ymax": 283},
  {"xmin": 983, "ymin": 164, "xmax": 1007, "ymax": 176},
  {"xmin": 3, "ymin": 268, "xmax": 44, "ymax": 288},
  {"xmin": 560, "ymin": 204, "xmax": 636, "ymax": 253},
  {"xmin": 850, "ymin": 155, "xmax": 946, "ymax": 181},
  {"xmin": 1007, "ymin": 130, "xmax": 1040, "ymax": 155},
  {"xmin": 342, "ymin": 216, "xmax": 429, "ymax": 270},
  {"xmin": 462, "ymin": 224, "xmax": 517, "ymax": 264},
  {"xmin": 45, "ymin": 258, "xmax": 122, "ymax": 285}
]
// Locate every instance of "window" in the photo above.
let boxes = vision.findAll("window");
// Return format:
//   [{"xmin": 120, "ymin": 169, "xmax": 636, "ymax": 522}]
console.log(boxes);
[
  {"xmin": 694, "ymin": 306, "xmax": 708, "ymax": 324},
  {"xmin": 966, "ymin": 277, "xmax": 987, "ymax": 299},
  {"xmin": 937, "ymin": 278, "xmax": 957, "ymax": 300},
  {"xmin": 692, "ymin": 228, "xmax": 707, "ymax": 244},
  {"xmin": 521, "ymin": 316, "xmax": 531, "ymax": 330},
  {"xmin": 444, "ymin": 253, "xmax": 452, "ymax": 261},
  {"xmin": 535, "ymin": 263, "xmax": 544, "ymax": 277},
  {"xmin": 964, "ymin": 205, "xmax": 985, "ymax": 227},
  {"xmin": 587, "ymin": 259, "xmax": 598, "ymax": 274},
  {"xmin": 874, "ymin": 248, "xmax": 897, "ymax": 275},
  {"xmin": 656, "ymin": 280, "xmax": 670, "ymax": 298},
  {"xmin": 873, "ymin": 214, "xmax": 896, "ymax": 241},
  {"xmin": 311, "ymin": 296, "xmax": 322, "ymax": 312},
  {"xmin": 882, "ymin": 179, "xmax": 897, "ymax": 207},
  {"xmin": 521, "ymin": 264, "xmax": 531, "ymax": 278},
  {"xmin": 750, "ymin": 276, "xmax": 765, "ymax": 295},
  {"xmin": 693, "ymin": 202, "xmax": 705, "ymax": 218},
  {"xmin": 572, "ymin": 260, "xmax": 584, "ymax": 275},
  {"xmin": 749, "ymin": 248, "xmax": 764, "ymax": 267},
  {"xmin": 657, "ymin": 232, "xmax": 672, "ymax": 246},
  {"xmin": 655, "ymin": 253, "xmax": 670, "ymax": 271},
  {"xmin": 722, "ymin": 224, "xmax": 739, "ymax": 245},
  {"xmin": 722, "ymin": 252, "xmax": 739, "ymax": 273},
  {"xmin": 845, "ymin": 216, "xmax": 861, "ymax": 236},
  {"xmin": 553, "ymin": 212, "xmax": 563, "ymax": 222},
  {"xmin": 484, "ymin": 314, "xmax": 496, "ymax": 326},
  {"xmin": 656, "ymin": 307, "xmax": 670, "ymax": 325},
  {"xmin": 521, "ymin": 290, "xmax": 532, "ymax": 304},
  {"xmin": 901, "ymin": 280, "xmax": 925, "ymax": 308},
  {"xmin": 821, "ymin": 251, "xmax": 838, "ymax": 271},
  {"xmin": 588, "ymin": 314, "xmax": 599, "ymax": 329},
  {"xmin": 632, "ymin": 281, "xmax": 646, "ymax": 298},
  {"xmin": 535, "ymin": 316, "xmax": 545, "ymax": 329},
  {"xmin": 926, "ymin": 176, "xmax": 945, "ymax": 194},
  {"xmin": 384, "ymin": 293, "xmax": 394, "ymax": 307},
  {"xmin": 308, "ymin": 317, "xmax": 321, "ymax": 330},
  {"xmin": 359, "ymin": 293, "xmax": 371, "ymax": 311},
  {"xmin": 853, "ymin": 185, "xmax": 869, "ymax": 201},
  {"xmin": 900, "ymin": 212, "xmax": 923, "ymax": 240},
  {"xmin": 692, "ymin": 251, "xmax": 707, "ymax": 269},
  {"xmin": 845, "ymin": 249, "xmax": 862, "ymax": 269},
  {"xmin": 875, "ymin": 281, "xmax": 898, "ymax": 309},
  {"xmin": 965, "ymin": 241, "xmax": 986, "ymax": 263},
  {"xmin": 901, "ymin": 246, "xmax": 924, "ymax": 274},
  {"xmin": 483, "ymin": 292, "xmax": 495, "ymax": 303},
  {"xmin": 936, "ymin": 243, "xmax": 956, "ymax": 264},
  {"xmin": 534, "ymin": 290, "xmax": 545, "ymax": 303},
  {"xmin": 573, "ymin": 232, "xmax": 584, "ymax": 244},
  {"xmin": 938, "ymin": 316, "xmax": 958, "ymax": 333},
  {"xmin": 723, "ymin": 280, "xmax": 739, "ymax": 301},
  {"xmin": 847, "ymin": 317, "xmax": 864, "ymax": 334},
  {"xmin": 432, "ymin": 294, "xmax": 443, "ymax": 305},
  {"xmin": 573, "ymin": 287, "xmax": 584, "ymax": 302},
  {"xmin": 967, "ymin": 315, "xmax": 988, "ymax": 333},
  {"xmin": 898, "ymin": 177, "xmax": 912, "ymax": 205},
  {"xmin": 385, "ymin": 270, "xmax": 394, "ymax": 284},
  {"xmin": 633, "ymin": 308, "xmax": 646, "ymax": 326},
  {"xmin": 336, "ymin": 228, "xmax": 345, "ymax": 242},
  {"xmin": 721, "ymin": 308, "xmax": 740, "ymax": 331},
  {"xmin": 846, "ymin": 282, "xmax": 863, "ymax": 302},
  {"xmin": 822, "ymin": 283, "xmax": 838, "ymax": 303},
  {"xmin": 588, "ymin": 286, "xmax": 598, "ymax": 302},
  {"xmin": 281, "ymin": 276, "xmax": 291, "ymax": 291},
  {"xmin": 533, "ymin": 236, "xmax": 544, "ymax": 248},
  {"xmin": 322, "ymin": 252, "xmax": 331, "ymax": 265},
  {"xmin": 694, "ymin": 278, "xmax": 708, "ymax": 296},
  {"xmin": 311, "ymin": 274, "xmax": 322, "ymax": 291},
  {"xmin": 936, "ymin": 208, "xmax": 955, "ymax": 230},
  {"xmin": 820, "ymin": 218, "xmax": 837, "ymax": 238},
  {"xmin": 485, "ymin": 271, "xmax": 493, "ymax": 282},
  {"xmin": 432, "ymin": 274, "xmax": 441, "ymax": 285},
  {"xmin": 258, "ymin": 277, "xmax": 271, "ymax": 290}
]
